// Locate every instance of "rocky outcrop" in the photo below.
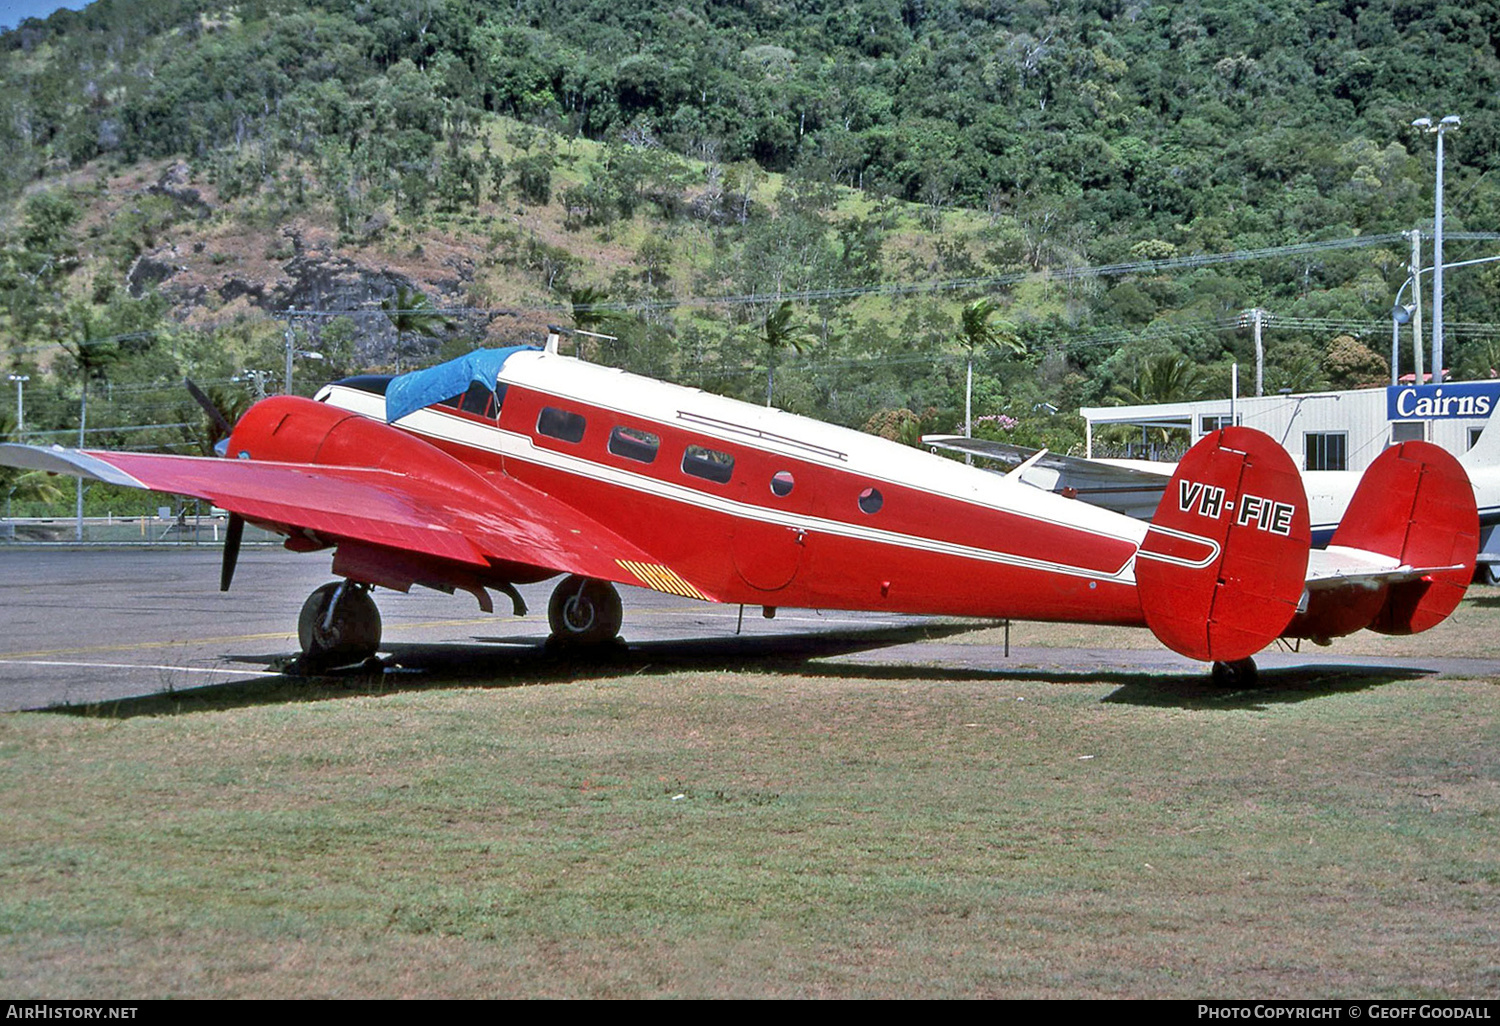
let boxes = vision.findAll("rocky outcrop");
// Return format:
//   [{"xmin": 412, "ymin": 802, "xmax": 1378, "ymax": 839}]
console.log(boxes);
[{"xmin": 131, "ymin": 223, "xmax": 505, "ymax": 365}]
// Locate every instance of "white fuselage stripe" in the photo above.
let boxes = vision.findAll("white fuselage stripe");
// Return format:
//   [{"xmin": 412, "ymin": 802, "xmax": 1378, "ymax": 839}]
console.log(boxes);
[{"xmin": 323, "ymin": 386, "xmax": 1141, "ymax": 584}]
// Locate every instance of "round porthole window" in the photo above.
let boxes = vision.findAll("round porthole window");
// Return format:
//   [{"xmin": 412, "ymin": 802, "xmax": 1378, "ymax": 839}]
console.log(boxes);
[
  {"xmin": 771, "ymin": 471, "xmax": 795, "ymax": 497},
  {"xmin": 858, "ymin": 486, "xmax": 883, "ymax": 514}
]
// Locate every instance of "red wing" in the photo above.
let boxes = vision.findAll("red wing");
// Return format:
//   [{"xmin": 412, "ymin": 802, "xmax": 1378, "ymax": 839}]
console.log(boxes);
[{"xmin": 0, "ymin": 444, "xmax": 710, "ymax": 598}]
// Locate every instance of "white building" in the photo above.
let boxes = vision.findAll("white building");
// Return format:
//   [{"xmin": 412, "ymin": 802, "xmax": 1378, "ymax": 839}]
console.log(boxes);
[{"xmin": 1080, "ymin": 380, "xmax": 1497, "ymax": 471}]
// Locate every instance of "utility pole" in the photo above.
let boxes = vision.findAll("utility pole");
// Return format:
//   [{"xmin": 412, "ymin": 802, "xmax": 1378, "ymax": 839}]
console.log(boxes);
[
  {"xmin": 6, "ymin": 374, "xmax": 27, "ymax": 439},
  {"xmin": 284, "ymin": 307, "xmax": 297, "ymax": 395},
  {"xmin": 76, "ymin": 382, "xmax": 86, "ymax": 542},
  {"xmin": 1251, "ymin": 309, "xmax": 1263, "ymax": 397},
  {"xmin": 1237, "ymin": 309, "xmax": 1267, "ymax": 396},
  {"xmin": 282, "ymin": 307, "xmax": 323, "ymax": 395}
]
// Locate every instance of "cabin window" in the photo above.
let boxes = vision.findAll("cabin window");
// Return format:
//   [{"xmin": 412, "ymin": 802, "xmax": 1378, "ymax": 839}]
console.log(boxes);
[
  {"xmin": 858, "ymin": 486, "xmax": 884, "ymax": 514},
  {"xmin": 608, "ymin": 425, "xmax": 660, "ymax": 464},
  {"xmin": 1305, "ymin": 432, "xmax": 1347, "ymax": 472},
  {"xmin": 1390, "ymin": 421, "xmax": 1425, "ymax": 444},
  {"xmin": 537, "ymin": 406, "xmax": 586, "ymax": 443},
  {"xmin": 770, "ymin": 471, "xmax": 795, "ymax": 497},
  {"xmin": 682, "ymin": 444, "xmax": 735, "ymax": 484}
]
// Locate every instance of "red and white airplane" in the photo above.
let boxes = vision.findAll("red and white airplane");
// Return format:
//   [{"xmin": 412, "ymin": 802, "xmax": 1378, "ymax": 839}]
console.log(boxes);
[{"xmin": 0, "ymin": 332, "xmax": 1480, "ymax": 685}]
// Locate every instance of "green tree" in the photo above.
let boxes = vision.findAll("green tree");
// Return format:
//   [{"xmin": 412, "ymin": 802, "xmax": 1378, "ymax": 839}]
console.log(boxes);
[
  {"xmin": 1109, "ymin": 351, "xmax": 1209, "ymax": 446},
  {"xmin": 956, "ymin": 298, "xmax": 1024, "ymax": 441},
  {"xmin": 382, "ymin": 287, "xmax": 449, "ymax": 369},
  {"xmin": 759, "ymin": 300, "xmax": 817, "ymax": 407},
  {"xmin": 511, "ymin": 154, "xmax": 554, "ymax": 205},
  {"xmin": 0, "ymin": 411, "xmax": 64, "ymax": 515}
]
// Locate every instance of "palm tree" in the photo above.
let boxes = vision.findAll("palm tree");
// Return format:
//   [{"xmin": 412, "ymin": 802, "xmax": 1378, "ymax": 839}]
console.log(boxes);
[
  {"xmin": 568, "ymin": 285, "xmax": 613, "ymax": 360},
  {"xmin": 759, "ymin": 300, "xmax": 817, "ymax": 406},
  {"xmin": 956, "ymin": 298, "xmax": 1024, "ymax": 440},
  {"xmin": 1110, "ymin": 351, "xmax": 1205, "ymax": 409},
  {"xmin": 1109, "ymin": 351, "xmax": 1207, "ymax": 448},
  {"xmin": 381, "ymin": 286, "xmax": 449, "ymax": 369},
  {"xmin": 1, "ymin": 412, "xmax": 63, "ymax": 517}
]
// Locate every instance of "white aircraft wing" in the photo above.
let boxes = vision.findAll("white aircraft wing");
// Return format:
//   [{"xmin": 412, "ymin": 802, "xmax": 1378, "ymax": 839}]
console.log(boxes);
[{"xmin": 921, "ymin": 434, "xmax": 1170, "ymax": 520}]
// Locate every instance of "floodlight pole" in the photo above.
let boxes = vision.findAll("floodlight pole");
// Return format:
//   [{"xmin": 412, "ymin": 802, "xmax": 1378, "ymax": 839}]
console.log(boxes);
[
  {"xmin": 1410, "ymin": 229, "xmax": 1423, "ymax": 383},
  {"xmin": 1414, "ymin": 115, "xmax": 1460, "ymax": 382}
]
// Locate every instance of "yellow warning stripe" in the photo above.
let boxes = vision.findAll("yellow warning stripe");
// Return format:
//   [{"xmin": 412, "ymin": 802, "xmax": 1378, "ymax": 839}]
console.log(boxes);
[{"xmin": 617, "ymin": 560, "xmax": 709, "ymax": 601}]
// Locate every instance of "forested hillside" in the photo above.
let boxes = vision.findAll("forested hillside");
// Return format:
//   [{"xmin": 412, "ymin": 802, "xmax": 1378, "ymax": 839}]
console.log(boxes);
[{"xmin": 3, "ymin": 0, "xmax": 1500, "ymax": 512}]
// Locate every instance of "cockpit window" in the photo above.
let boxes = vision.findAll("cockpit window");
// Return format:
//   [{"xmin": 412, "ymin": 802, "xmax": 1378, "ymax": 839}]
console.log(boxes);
[
  {"xmin": 438, "ymin": 382, "xmax": 507, "ymax": 420},
  {"xmin": 331, "ymin": 374, "xmax": 394, "ymax": 396}
]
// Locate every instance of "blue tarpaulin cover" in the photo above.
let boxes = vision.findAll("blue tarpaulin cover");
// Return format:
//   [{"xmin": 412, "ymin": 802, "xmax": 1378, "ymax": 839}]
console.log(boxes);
[{"xmin": 384, "ymin": 346, "xmax": 538, "ymax": 424}]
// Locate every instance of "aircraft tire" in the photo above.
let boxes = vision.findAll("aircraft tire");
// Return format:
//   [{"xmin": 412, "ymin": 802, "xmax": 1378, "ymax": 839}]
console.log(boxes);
[
  {"xmin": 298, "ymin": 581, "xmax": 382, "ymax": 668},
  {"xmin": 548, "ymin": 575, "xmax": 623, "ymax": 647},
  {"xmin": 1210, "ymin": 657, "xmax": 1258, "ymax": 689}
]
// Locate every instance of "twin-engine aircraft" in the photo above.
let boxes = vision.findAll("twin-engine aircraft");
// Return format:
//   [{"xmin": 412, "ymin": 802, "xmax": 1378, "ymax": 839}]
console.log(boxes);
[{"xmin": 0, "ymin": 334, "xmax": 1480, "ymax": 685}]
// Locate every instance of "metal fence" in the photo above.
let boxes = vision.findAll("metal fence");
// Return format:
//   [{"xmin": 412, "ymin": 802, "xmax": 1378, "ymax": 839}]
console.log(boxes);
[{"xmin": 0, "ymin": 514, "xmax": 281, "ymax": 546}]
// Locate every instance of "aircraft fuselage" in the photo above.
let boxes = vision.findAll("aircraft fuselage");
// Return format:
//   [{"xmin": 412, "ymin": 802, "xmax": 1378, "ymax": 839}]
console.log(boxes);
[{"xmin": 316, "ymin": 351, "xmax": 1151, "ymax": 626}]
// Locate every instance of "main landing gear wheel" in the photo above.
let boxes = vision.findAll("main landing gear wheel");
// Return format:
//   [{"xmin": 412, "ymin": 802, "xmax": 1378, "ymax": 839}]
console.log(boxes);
[
  {"xmin": 297, "ymin": 581, "xmax": 382, "ymax": 669},
  {"xmin": 547, "ymin": 575, "xmax": 623, "ymax": 648},
  {"xmin": 1210, "ymin": 657, "xmax": 1258, "ymax": 689}
]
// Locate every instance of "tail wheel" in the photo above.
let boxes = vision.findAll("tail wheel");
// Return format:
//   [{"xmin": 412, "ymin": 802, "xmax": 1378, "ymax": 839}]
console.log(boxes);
[
  {"xmin": 547, "ymin": 575, "xmax": 623, "ymax": 647},
  {"xmin": 298, "ymin": 581, "xmax": 382, "ymax": 667},
  {"xmin": 1210, "ymin": 657, "xmax": 1258, "ymax": 689}
]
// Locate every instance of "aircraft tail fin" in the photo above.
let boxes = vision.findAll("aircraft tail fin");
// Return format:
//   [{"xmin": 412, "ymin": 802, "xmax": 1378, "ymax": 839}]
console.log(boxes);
[
  {"xmin": 1135, "ymin": 427, "xmax": 1311, "ymax": 662},
  {"xmin": 1326, "ymin": 440, "xmax": 1478, "ymax": 635}
]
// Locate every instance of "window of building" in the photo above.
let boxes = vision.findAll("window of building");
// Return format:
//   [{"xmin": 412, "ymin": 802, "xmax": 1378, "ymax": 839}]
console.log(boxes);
[
  {"xmin": 1200, "ymin": 414, "xmax": 1239, "ymax": 434},
  {"xmin": 537, "ymin": 406, "xmax": 586, "ymax": 443},
  {"xmin": 1305, "ymin": 432, "xmax": 1347, "ymax": 471},
  {"xmin": 608, "ymin": 425, "xmax": 660, "ymax": 464},
  {"xmin": 1470, "ymin": 426, "xmax": 1488, "ymax": 450},
  {"xmin": 1390, "ymin": 421, "xmax": 1426, "ymax": 444},
  {"xmin": 682, "ymin": 444, "xmax": 735, "ymax": 484}
]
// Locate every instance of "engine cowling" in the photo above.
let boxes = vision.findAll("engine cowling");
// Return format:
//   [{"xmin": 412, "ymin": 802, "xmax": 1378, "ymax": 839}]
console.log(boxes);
[{"xmin": 225, "ymin": 395, "xmax": 496, "ymax": 487}]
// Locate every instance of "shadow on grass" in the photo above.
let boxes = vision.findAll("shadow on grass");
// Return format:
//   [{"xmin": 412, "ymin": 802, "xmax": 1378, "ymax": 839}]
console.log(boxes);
[
  {"xmin": 1100, "ymin": 663, "xmax": 1438, "ymax": 710},
  {"xmin": 38, "ymin": 622, "xmax": 1439, "ymax": 719},
  {"xmin": 39, "ymin": 622, "xmax": 980, "ymax": 718}
]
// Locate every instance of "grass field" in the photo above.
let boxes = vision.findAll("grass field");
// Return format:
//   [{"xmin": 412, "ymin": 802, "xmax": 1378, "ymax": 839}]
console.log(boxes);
[{"xmin": 2, "ymin": 602, "xmax": 1498, "ymax": 998}]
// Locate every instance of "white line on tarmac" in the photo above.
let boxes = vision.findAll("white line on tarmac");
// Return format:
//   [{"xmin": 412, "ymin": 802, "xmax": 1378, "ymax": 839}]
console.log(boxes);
[{"xmin": 0, "ymin": 659, "xmax": 257, "ymax": 677}]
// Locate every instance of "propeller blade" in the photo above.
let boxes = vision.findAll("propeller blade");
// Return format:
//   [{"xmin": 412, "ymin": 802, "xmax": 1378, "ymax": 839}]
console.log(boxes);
[
  {"xmin": 185, "ymin": 378, "xmax": 235, "ymax": 441},
  {"xmin": 220, "ymin": 513, "xmax": 244, "ymax": 592}
]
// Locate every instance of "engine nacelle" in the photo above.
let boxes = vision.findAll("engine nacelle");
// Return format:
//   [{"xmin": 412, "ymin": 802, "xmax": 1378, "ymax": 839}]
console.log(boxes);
[{"xmin": 226, "ymin": 395, "xmax": 505, "ymax": 490}]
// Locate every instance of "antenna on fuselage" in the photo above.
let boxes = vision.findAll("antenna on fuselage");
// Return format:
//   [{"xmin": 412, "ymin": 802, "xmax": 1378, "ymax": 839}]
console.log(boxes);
[{"xmin": 546, "ymin": 324, "xmax": 617, "ymax": 360}]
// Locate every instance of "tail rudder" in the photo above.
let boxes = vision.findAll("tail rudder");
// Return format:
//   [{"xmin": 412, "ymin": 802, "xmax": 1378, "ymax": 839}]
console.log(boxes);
[
  {"xmin": 1136, "ymin": 427, "xmax": 1311, "ymax": 661},
  {"xmin": 1330, "ymin": 440, "xmax": 1478, "ymax": 635}
]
